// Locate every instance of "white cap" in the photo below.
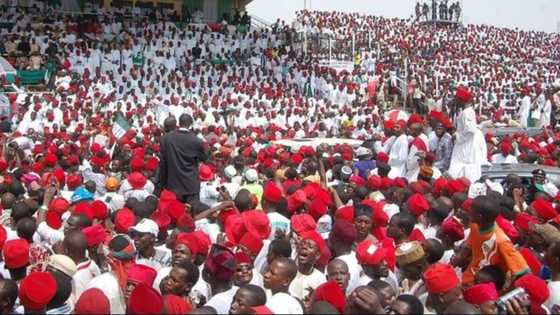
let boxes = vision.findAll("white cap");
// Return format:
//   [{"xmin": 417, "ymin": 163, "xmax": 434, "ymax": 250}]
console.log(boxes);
[
  {"xmin": 356, "ymin": 147, "xmax": 372, "ymax": 157},
  {"xmin": 341, "ymin": 166, "xmax": 353, "ymax": 176},
  {"xmin": 244, "ymin": 168, "xmax": 258, "ymax": 182},
  {"xmin": 224, "ymin": 165, "xmax": 237, "ymax": 179},
  {"xmin": 130, "ymin": 218, "xmax": 159, "ymax": 236},
  {"xmin": 542, "ymin": 182, "xmax": 559, "ymax": 198}
]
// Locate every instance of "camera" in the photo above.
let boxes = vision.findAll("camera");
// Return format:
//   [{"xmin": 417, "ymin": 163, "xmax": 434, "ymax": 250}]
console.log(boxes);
[{"xmin": 496, "ymin": 288, "xmax": 529, "ymax": 315}]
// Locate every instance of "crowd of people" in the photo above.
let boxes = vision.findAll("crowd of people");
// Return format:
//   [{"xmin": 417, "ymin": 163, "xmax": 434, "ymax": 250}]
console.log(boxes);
[{"xmin": 0, "ymin": 1, "xmax": 559, "ymax": 314}]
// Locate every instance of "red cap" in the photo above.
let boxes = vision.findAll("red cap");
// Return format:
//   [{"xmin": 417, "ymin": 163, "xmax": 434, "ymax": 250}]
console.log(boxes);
[
  {"xmin": 290, "ymin": 214, "xmax": 317, "ymax": 234},
  {"xmin": 514, "ymin": 212, "xmax": 540, "ymax": 232},
  {"xmin": 456, "ymin": 86, "xmax": 473, "ymax": 103},
  {"xmin": 19, "ymin": 272, "xmax": 57, "ymax": 311},
  {"xmin": 176, "ymin": 213, "xmax": 195, "ymax": 231},
  {"xmin": 287, "ymin": 190, "xmax": 307, "ymax": 213},
  {"xmin": 49, "ymin": 197, "xmax": 70, "ymax": 214},
  {"xmin": 235, "ymin": 251, "xmax": 252, "ymax": 265},
  {"xmin": 67, "ymin": 174, "xmax": 82, "ymax": 190},
  {"xmin": 376, "ymin": 152, "xmax": 389, "ymax": 164},
  {"xmin": 239, "ymin": 232, "xmax": 264, "ymax": 257},
  {"xmin": 463, "ymin": 282, "xmax": 498, "ymax": 305},
  {"xmin": 128, "ymin": 283, "xmax": 163, "ymax": 314},
  {"xmin": 241, "ymin": 210, "xmax": 271, "ymax": 240},
  {"xmin": 432, "ymin": 177, "xmax": 448, "ymax": 197},
  {"xmin": 204, "ymin": 244, "xmax": 236, "ymax": 282},
  {"xmin": 531, "ymin": 198, "xmax": 558, "ymax": 221},
  {"xmin": 308, "ymin": 198, "xmax": 328, "ymax": 221},
  {"xmin": 127, "ymin": 264, "xmax": 157, "ymax": 287},
  {"xmin": 199, "ymin": 164, "xmax": 214, "ymax": 181},
  {"xmin": 446, "ymin": 179, "xmax": 466, "ymax": 196},
  {"xmin": 423, "ymin": 263, "xmax": 460, "ymax": 294},
  {"xmin": 356, "ymin": 239, "xmax": 385, "ymax": 266},
  {"xmin": 82, "ymin": 224, "xmax": 108, "ymax": 247},
  {"xmin": 89, "ymin": 200, "xmax": 108, "ymax": 220},
  {"xmin": 225, "ymin": 215, "xmax": 246, "ymax": 245},
  {"xmin": 407, "ymin": 114, "xmax": 424, "ymax": 126},
  {"xmin": 329, "ymin": 220, "xmax": 357, "ymax": 245},
  {"xmin": 299, "ymin": 230, "xmax": 326, "ymax": 260},
  {"xmin": 175, "ymin": 232, "xmax": 200, "ymax": 256},
  {"xmin": 127, "ymin": 172, "xmax": 147, "ymax": 190},
  {"xmin": 496, "ymin": 215, "xmax": 519, "ymax": 241},
  {"xmin": 440, "ymin": 216, "xmax": 464, "ymax": 240},
  {"xmin": 367, "ymin": 175, "xmax": 382, "ymax": 191},
  {"xmin": 167, "ymin": 200, "xmax": 186, "ymax": 223},
  {"xmin": 162, "ymin": 294, "xmax": 192, "ymax": 315},
  {"xmin": 407, "ymin": 193, "xmax": 429, "ymax": 216},
  {"xmin": 335, "ymin": 206, "xmax": 355, "ymax": 223},
  {"xmin": 130, "ymin": 157, "xmax": 144, "ymax": 172},
  {"xmin": 114, "ymin": 208, "xmax": 136, "ymax": 233},
  {"xmin": 3, "ymin": 239, "xmax": 29, "ymax": 269},
  {"xmin": 158, "ymin": 190, "xmax": 177, "ymax": 212},
  {"xmin": 151, "ymin": 210, "xmax": 171, "ymax": 231},
  {"xmin": 263, "ymin": 181, "xmax": 283, "ymax": 204},
  {"xmin": 461, "ymin": 198, "xmax": 474, "ymax": 212},
  {"xmin": 74, "ymin": 288, "xmax": 110, "ymax": 314},
  {"xmin": 313, "ymin": 280, "xmax": 346, "ymax": 313},
  {"xmin": 46, "ymin": 210, "xmax": 62, "ymax": 230},
  {"xmin": 350, "ymin": 175, "xmax": 366, "ymax": 187},
  {"xmin": 514, "ymin": 274, "xmax": 550, "ymax": 309},
  {"xmin": 191, "ymin": 231, "xmax": 211, "ymax": 256},
  {"xmin": 74, "ymin": 201, "xmax": 94, "ymax": 221},
  {"xmin": 43, "ymin": 153, "xmax": 58, "ymax": 167},
  {"xmin": 144, "ymin": 157, "xmax": 159, "ymax": 172}
]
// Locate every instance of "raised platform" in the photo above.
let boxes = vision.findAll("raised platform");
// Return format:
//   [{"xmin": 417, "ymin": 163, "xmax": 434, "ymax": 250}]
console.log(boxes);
[{"xmin": 418, "ymin": 19, "xmax": 462, "ymax": 28}]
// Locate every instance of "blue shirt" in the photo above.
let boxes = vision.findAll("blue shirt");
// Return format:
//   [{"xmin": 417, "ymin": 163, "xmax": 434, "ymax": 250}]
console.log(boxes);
[{"xmin": 353, "ymin": 160, "xmax": 376, "ymax": 179}]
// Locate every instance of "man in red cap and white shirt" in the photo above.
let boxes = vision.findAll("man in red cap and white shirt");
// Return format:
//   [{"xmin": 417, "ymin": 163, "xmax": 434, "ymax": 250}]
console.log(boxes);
[
  {"xmin": 449, "ymin": 86, "xmax": 488, "ymax": 183},
  {"xmin": 289, "ymin": 230, "xmax": 327, "ymax": 300}
]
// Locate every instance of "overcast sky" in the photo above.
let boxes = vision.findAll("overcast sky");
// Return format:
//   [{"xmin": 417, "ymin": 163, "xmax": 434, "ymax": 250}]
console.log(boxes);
[{"xmin": 247, "ymin": 0, "xmax": 560, "ymax": 33}]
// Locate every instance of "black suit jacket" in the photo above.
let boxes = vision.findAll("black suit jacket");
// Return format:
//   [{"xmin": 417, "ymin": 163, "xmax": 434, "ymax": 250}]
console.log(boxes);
[{"xmin": 159, "ymin": 129, "xmax": 208, "ymax": 201}]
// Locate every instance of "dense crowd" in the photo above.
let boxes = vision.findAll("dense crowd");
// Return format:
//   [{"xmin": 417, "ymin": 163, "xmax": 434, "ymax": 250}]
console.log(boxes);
[{"xmin": 0, "ymin": 1, "xmax": 559, "ymax": 314}]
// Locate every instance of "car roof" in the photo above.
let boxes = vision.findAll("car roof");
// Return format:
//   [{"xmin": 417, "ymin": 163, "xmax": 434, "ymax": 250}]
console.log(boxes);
[
  {"xmin": 481, "ymin": 127, "xmax": 542, "ymax": 137},
  {"xmin": 482, "ymin": 163, "xmax": 560, "ymax": 185}
]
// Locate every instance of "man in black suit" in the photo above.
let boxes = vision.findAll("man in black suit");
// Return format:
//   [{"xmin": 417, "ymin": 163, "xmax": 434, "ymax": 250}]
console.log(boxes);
[{"xmin": 159, "ymin": 114, "xmax": 208, "ymax": 203}]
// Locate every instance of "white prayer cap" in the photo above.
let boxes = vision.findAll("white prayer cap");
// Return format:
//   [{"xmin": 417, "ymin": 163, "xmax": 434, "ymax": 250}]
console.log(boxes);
[
  {"xmin": 224, "ymin": 165, "xmax": 237, "ymax": 179},
  {"xmin": 244, "ymin": 169, "xmax": 258, "ymax": 183},
  {"xmin": 356, "ymin": 147, "xmax": 372, "ymax": 157}
]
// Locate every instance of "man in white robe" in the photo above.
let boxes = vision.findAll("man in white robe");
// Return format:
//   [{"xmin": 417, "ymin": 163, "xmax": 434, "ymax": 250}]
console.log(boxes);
[
  {"xmin": 519, "ymin": 92, "xmax": 531, "ymax": 128},
  {"xmin": 387, "ymin": 121, "xmax": 409, "ymax": 179},
  {"xmin": 449, "ymin": 87, "xmax": 488, "ymax": 182}
]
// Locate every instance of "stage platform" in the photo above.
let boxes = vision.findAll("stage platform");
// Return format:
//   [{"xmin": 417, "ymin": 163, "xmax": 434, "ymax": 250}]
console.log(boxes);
[{"xmin": 418, "ymin": 19, "xmax": 462, "ymax": 28}]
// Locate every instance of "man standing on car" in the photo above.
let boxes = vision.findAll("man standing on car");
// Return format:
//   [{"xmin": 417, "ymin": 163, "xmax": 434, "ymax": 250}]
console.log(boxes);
[{"xmin": 449, "ymin": 87, "xmax": 488, "ymax": 182}]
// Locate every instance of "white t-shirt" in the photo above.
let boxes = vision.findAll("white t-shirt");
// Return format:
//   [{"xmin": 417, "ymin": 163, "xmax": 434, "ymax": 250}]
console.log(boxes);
[
  {"xmin": 337, "ymin": 253, "xmax": 362, "ymax": 294},
  {"xmin": 205, "ymin": 286, "xmax": 238, "ymax": 314},
  {"xmin": 86, "ymin": 272, "xmax": 126, "ymax": 314},
  {"xmin": 266, "ymin": 292, "xmax": 303, "ymax": 314},
  {"xmin": 288, "ymin": 269, "xmax": 326, "ymax": 300}
]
